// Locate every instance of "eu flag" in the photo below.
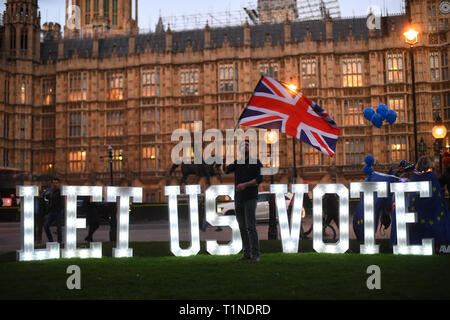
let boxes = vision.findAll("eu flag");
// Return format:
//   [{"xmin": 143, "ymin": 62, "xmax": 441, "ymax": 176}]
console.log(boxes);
[{"xmin": 389, "ymin": 171, "xmax": 450, "ymax": 248}]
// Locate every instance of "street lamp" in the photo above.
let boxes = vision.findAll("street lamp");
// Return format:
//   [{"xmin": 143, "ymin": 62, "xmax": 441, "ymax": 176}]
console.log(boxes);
[
  {"xmin": 432, "ymin": 115, "xmax": 447, "ymax": 174},
  {"xmin": 404, "ymin": 27, "xmax": 419, "ymax": 157},
  {"xmin": 403, "ymin": 25, "xmax": 419, "ymax": 162},
  {"xmin": 266, "ymin": 130, "xmax": 278, "ymax": 240},
  {"xmin": 108, "ymin": 145, "xmax": 113, "ymax": 185},
  {"xmin": 287, "ymin": 83, "xmax": 298, "ymax": 184}
]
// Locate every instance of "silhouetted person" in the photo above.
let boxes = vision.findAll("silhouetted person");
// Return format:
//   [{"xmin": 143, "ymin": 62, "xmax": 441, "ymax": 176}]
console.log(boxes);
[
  {"xmin": 35, "ymin": 187, "xmax": 50, "ymax": 243},
  {"xmin": 84, "ymin": 198, "xmax": 100, "ymax": 242},
  {"xmin": 44, "ymin": 178, "xmax": 64, "ymax": 243},
  {"xmin": 224, "ymin": 140, "xmax": 262, "ymax": 263}
]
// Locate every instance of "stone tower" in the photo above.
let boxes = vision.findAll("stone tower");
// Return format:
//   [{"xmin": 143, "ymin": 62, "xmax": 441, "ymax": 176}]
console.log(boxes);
[
  {"xmin": 2, "ymin": 0, "xmax": 41, "ymax": 61},
  {"xmin": 257, "ymin": 0, "xmax": 298, "ymax": 23},
  {"xmin": 64, "ymin": 0, "xmax": 138, "ymax": 37},
  {"xmin": 1, "ymin": 0, "xmax": 42, "ymax": 177}
]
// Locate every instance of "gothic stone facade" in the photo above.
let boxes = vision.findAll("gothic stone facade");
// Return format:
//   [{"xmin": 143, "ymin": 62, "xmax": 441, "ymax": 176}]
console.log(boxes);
[{"xmin": 0, "ymin": 0, "xmax": 449, "ymax": 202}]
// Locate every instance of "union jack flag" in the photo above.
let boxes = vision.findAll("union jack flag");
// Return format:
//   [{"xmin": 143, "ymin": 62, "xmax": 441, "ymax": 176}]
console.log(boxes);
[{"xmin": 237, "ymin": 76, "xmax": 341, "ymax": 156}]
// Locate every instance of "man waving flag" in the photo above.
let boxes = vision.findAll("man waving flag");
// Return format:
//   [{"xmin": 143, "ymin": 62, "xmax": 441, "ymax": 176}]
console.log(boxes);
[{"xmin": 237, "ymin": 76, "xmax": 341, "ymax": 156}]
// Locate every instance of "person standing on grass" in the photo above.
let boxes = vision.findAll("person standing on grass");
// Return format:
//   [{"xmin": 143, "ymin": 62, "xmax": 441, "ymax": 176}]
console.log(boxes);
[
  {"xmin": 35, "ymin": 187, "xmax": 50, "ymax": 244},
  {"xmin": 224, "ymin": 139, "xmax": 263, "ymax": 263},
  {"xmin": 44, "ymin": 177, "xmax": 64, "ymax": 244}
]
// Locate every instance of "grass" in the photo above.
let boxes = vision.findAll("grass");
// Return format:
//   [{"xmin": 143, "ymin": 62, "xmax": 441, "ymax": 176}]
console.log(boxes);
[{"xmin": 0, "ymin": 240, "xmax": 449, "ymax": 300}]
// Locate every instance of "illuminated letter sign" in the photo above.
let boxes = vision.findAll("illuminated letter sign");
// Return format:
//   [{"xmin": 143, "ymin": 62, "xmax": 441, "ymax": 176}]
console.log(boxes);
[
  {"xmin": 313, "ymin": 184, "xmax": 349, "ymax": 254},
  {"xmin": 15, "ymin": 182, "xmax": 439, "ymax": 261},
  {"xmin": 107, "ymin": 187, "xmax": 142, "ymax": 258},
  {"xmin": 16, "ymin": 186, "xmax": 60, "ymax": 261},
  {"xmin": 61, "ymin": 186, "xmax": 103, "ymax": 259},
  {"xmin": 350, "ymin": 182, "xmax": 388, "ymax": 254},
  {"xmin": 270, "ymin": 184, "xmax": 307, "ymax": 253},
  {"xmin": 390, "ymin": 181, "xmax": 434, "ymax": 255},
  {"xmin": 165, "ymin": 185, "xmax": 201, "ymax": 257},
  {"xmin": 205, "ymin": 185, "xmax": 242, "ymax": 255}
]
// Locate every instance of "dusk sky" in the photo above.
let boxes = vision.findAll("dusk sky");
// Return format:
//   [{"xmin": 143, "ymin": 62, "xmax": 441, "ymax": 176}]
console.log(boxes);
[{"xmin": 0, "ymin": 0, "xmax": 404, "ymax": 31}]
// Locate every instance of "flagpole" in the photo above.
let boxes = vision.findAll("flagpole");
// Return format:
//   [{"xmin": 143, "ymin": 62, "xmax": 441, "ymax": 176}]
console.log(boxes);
[{"xmin": 292, "ymin": 137, "xmax": 297, "ymax": 184}]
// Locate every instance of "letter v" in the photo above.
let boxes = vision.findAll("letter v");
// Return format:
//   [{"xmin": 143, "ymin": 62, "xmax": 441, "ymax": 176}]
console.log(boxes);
[{"xmin": 270, "ymin": 184, "xmax": 308, "ymax": 253}]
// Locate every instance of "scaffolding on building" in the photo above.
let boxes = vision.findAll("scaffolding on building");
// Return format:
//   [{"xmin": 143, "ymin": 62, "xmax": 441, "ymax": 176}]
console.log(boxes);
[{"xmin": 142, "ymin": 0, "xmax": 341, "ymax": 33}]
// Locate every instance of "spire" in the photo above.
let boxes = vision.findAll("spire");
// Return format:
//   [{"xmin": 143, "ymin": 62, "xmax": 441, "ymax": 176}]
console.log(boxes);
[{"xmin": 155, "ymin": 16, "xmax": 165, "ymax": 33}]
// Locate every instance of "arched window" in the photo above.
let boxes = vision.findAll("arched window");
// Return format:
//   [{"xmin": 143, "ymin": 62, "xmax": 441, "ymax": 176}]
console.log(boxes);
[
  {"xmin": 20, "ymin": 28, "xmax": 28, "ymax": 50},
  {"xmin": 20, "ymin": 79, "xmax": 26, "ymax": 104},
  {"xmin": 10, "ymin": 27, "xmax": 16, "ymax": 53}
]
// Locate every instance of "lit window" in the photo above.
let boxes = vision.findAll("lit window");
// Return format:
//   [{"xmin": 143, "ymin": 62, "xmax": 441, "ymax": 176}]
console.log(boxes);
[
  {"xmin": 181, "ymin": 108, "xmax": 199, "ymax": 131},
  {"xmin": 342, "ymin": 57, "xmax": 363, "ymax": 87},
  {"xmin": 388, "ymin": 97, "xmax": 405, "ymax": 122},
  {"xmin": 142, "ymin": 69, "xmax": 160, "ymax": 97},
  {"xmin": 143, "ymin": 146, "xmax": 159, "ymax": 169},
  {"xmin": 390, "ymin": 136, "xmax": 407, "ymax": 161},
  {"xmin": 301, "ymin": 58, "xmax": 317, "ymax": 88},
  {"xmin": 20, "ymin": 80, "xmax": 26, "ymax": 104},
  {"xmin": 41, "ymin": 152, "xmax": 55, "ymax": 173},
  {"xmin": 69, "ymin": 150, "xmax": 87, "ymax": 172},
  {"xmin": 69, "ymin": 72, "xmax": 88, "ymax": 101},
  {"xmin": 387, "ymin": 53, "xmax": 404, "ymax": 83},
  {"xmin": 112, "ymin": 149, "xmax": 123, "ymax": 171},
  {"xmin": 107, "ymin": 72, "xmax": 124, "ymax": 100},
  {"xmin": 303, "ymin": 144, "xmax": 323, "ymax": 165},
  {"xmin": 42, "ymin": 79, "xmax": 56, "ymax": 105}
]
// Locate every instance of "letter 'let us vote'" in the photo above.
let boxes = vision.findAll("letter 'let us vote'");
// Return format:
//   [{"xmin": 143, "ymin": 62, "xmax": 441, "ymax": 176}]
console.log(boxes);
[{"xmin": 16, "ymin": 181, "xmax": 434, "ymax": 261}]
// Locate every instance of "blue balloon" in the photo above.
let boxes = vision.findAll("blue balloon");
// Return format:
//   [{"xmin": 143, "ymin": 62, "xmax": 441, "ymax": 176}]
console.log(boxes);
[
  {"xmin": 376, "ymin": 104, "xmax": 388, "ymax": 120},
  {"xmin": 363, "ymin": 107, "xmax": 375, "ymax": 121},
  {"xmin": 364, "ymin": 164, "xmax": 373, "ymax": 176},
  {"xmin": 365, "ymin": 155, "xmax": 374, "ymax": 166},
  {"xmin": 386, "ymin": 109, "xmax": 397, "ymax": 124},
  {"xmin": 371, "ymin": 113, "xmax": 383, "ymax": 128}
]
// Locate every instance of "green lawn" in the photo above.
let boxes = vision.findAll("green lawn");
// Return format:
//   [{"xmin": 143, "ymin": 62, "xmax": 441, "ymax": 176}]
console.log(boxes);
[{"xmin": 0, "ymin": 240, "xmax": 449, "ymax": 300}]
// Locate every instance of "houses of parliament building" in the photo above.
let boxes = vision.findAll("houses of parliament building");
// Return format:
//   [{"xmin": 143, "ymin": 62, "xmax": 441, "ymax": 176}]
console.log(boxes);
[{"xmin": 0, "ymin": 0, "xmax": 448, "ymax": 202}]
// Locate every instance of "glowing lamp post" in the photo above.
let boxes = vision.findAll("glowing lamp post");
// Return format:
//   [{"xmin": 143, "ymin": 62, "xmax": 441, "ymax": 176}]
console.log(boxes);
[
  {"xmin": 432, "ymin": 115, "xmax": 447, "ymax": 174},
  {"xmin": 108, "ymin": 145, "xmax": 113, "ymax": 185},
  {"xmin": 403, "ymin": 29, "xmax": 418, "ymax": 46},
  {"xmin": 403, "ymin": 26, "xmax": 419, "ymax": 162},
  {"xmin": 287, "ymin": 83, "xmax": 298, "ymax": 183},
  {"xmin": 266, "ymin": 130, "xmax": 278, "ymax": 240}
]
